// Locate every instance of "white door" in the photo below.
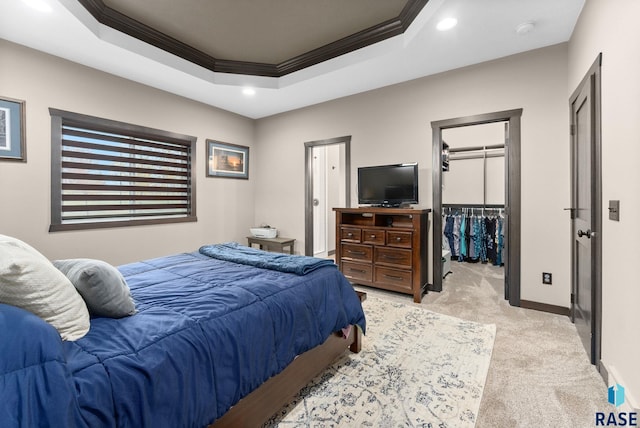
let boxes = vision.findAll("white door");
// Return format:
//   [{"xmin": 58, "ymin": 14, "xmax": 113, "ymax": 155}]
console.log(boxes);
[{"xmin": 312, "ymin": 146, "xmax": 327, "ymax": 257}]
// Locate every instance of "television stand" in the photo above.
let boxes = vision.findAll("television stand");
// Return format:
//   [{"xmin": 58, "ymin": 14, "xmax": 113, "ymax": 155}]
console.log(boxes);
[{"xmin": 333, "ymin": 207, "xmax": 430, "ymax": 303}]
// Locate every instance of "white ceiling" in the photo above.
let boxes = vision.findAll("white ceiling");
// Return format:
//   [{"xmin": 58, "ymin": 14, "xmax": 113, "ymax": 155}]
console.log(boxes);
[{"xmin": 0, "ymin": 0, "xmax": 585, "ymax": 119}]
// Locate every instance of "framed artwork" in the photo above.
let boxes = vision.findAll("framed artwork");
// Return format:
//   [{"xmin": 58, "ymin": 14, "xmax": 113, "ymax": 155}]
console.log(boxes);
[
  {"xmin": 0, "ymin": 97, "xmax": 26, "ymax": 161},
  {"xmin": 206, "ymin": 140, "xmax": 249, "ymax": 179}
]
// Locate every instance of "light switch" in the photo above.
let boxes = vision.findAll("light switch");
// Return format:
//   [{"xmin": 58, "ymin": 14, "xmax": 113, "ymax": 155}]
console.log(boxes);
[{"xmin": 608, "ymin": 200, "xmax": 620, "ymax": 221}]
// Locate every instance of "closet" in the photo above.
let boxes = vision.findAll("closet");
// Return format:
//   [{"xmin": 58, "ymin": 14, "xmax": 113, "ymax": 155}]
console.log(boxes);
[{"xmin": 441, "ymin": 123, "xmax": 506, "ymax": 278}]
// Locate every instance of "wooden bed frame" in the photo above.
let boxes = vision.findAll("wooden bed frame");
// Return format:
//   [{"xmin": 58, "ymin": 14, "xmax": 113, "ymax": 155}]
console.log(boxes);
[{"xmin": 210, "ymin": 292, "xmax": 365, "ymax": 427}]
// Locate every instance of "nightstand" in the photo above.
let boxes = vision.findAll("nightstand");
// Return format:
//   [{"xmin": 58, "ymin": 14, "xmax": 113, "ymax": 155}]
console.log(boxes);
[{"xmin": 247, "ymin": 237, "xmax": 295, "ymax": 254}]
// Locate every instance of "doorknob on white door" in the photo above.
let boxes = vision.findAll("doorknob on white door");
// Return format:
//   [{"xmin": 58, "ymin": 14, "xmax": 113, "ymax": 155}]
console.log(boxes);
[{"xmin": 577, "ymin": 229, "xmax": 595, "ymax": 239}]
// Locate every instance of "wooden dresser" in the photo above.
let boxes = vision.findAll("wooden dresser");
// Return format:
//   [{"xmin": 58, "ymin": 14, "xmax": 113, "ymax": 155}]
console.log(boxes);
[{"xmin": 333, "ymin": 207, "xmax": 430, "ymax": 303}]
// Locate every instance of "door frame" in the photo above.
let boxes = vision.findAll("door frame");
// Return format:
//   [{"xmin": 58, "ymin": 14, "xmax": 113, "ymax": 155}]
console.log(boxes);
[
  {"xmin": 569, "ymin": 53, "xmax": 602, "ymax": 367},
  {"xmin": 431, "ymin": 109, "xmax": 522, "ymax": 306},
  {"xmin": 304, "ymin": 136, "xmax": 352, "ymax": 256}
]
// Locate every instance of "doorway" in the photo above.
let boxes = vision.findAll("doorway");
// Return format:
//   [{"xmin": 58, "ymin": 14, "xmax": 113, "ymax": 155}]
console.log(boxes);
[
  {"xmin": 432, "ymin": 109, "xmax": 522, "ymax": 306},
  {"xmin": 441, "ymin": 122, "xmax": 506, "ymax": 287},
  {"xmin": 304, "ymin": 136, "xmax": 351, "ymax": 257},
  {"xmin": 569, "ymin": 54, "xmax": 602, "ymax": 367}
]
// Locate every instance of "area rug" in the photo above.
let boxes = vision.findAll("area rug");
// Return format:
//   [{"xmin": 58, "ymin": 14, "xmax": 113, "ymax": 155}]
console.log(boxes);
[{"xmin": 266, "ymin": 294, "xmax": 496, "ymax": 427}]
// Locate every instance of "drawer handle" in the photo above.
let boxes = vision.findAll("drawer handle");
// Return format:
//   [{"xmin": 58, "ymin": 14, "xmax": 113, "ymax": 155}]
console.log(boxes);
[
  {"xmin": 348, "ymin": 250, "xmax": 366, "ymax": 256},
  {"xmin": 395, "ymin": 237, "xmax": 402, "ymax": 242},
  {"xmin": 346, "ymin": 233, "xmax": 354, "ymax": 237},
  {"xmin": 370, "ymin": 235, "xmax": 377, "ymax": 239},
  {"xmin": 382, "ymin": 254, "xmax": 402, "ymax": 260},
  {"xmin": 349, "ymin": 268, "xmax": 367, "ymax": 274},
  {"xmin": 384, "ymin": 274, "xmax": 404, "ymax": 281}
]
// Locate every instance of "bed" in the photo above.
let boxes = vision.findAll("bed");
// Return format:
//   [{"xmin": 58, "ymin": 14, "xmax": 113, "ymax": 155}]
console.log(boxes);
[{"xmin": 0, "ymin": 240, "xmax": 366, "ymax": 428}]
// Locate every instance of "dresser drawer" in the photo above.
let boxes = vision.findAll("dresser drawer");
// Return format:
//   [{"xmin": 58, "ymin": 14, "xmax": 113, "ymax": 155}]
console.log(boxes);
[
  {"xmin": 375, "ymin": 266, "xmax": 412, "ymax": 291},
  {"xmin": 362, "ymin": 229, "xmax": 385, "ymax": 245},
  {"xmin": 386, "ymin": 230, "xmax": 412, "ymax": 248},
  {"xmin": 374, "ymin": 247, "xmax": 412, "ymax": 268},
  {"xmin": 341, "ymin": 243, "xmax": 373, "ymax": 262},
  {"xmin": 340, "ymin": 227, "xmax": 361, "ymax": 243},
  {"xmin": 342, "ymin": 261, "xmax": 373, "ymax": 282}
]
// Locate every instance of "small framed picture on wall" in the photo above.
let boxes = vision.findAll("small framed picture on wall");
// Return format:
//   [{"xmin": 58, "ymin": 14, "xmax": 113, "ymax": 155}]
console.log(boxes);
[
  {"xmin": 206, "ymin": 140, "xmax": 249, "ymax": 179},
  {"xmin": 0, "ymin": 96, "xmax": 26, "ymax": 162}
]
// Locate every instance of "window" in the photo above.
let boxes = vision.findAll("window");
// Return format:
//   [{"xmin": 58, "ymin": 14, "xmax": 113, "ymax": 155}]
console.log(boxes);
[{"xmin": 49, "ymin": 109, "xmax": 197, "ymax": 231}]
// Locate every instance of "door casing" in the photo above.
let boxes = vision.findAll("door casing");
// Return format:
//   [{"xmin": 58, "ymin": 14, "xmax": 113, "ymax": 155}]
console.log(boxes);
[
  {"xmin": 304, "ymin": 136, "xmax": 351, "ymax": 256},
  {"xmin": 431, "ymin": 109, "xmax": 522, "ymax": 306}
]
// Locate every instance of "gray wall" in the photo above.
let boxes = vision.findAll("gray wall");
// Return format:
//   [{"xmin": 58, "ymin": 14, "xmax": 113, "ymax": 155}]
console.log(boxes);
[
  {"xmin": 0, "ymin": 39, "xmax": 256, "ymax": 265},
  {"xmin": 256, "ymin": 43, "xmax": 570, "ymax": 308},
  {"xmin": 568, "ymin": 0, "xmax": 640, "ymax": 410},
  {"xmin": 442, "ymin": 122, "xmax": 505, "ymax": 206}
]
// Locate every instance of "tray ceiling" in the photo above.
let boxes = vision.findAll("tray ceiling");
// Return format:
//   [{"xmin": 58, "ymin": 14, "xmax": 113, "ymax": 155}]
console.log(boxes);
[
  {"xmin": 81, "ymin": 0, "xmax": 424, "ymax": 76},
  {"xmin": 0, "ymin": 0, "xmax": 585, "ymax": 118}
]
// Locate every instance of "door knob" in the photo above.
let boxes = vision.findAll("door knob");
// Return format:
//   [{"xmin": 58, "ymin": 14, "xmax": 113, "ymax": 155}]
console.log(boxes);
[
  {"xmin": 577, "ymin": 229, "xmax": 594, "ymax": 239},
  {"xmin": 313, "ymin": 198, "xmax": 320, "ymax": 206}
]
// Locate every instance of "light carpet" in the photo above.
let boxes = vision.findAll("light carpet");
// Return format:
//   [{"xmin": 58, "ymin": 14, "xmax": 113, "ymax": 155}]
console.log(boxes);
[{"xmin": 266, "ymin": 294, "xmax": 496, "ymax": 427}]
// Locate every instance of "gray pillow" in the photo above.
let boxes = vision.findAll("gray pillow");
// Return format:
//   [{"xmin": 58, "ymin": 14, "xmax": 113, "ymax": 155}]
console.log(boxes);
[
  {"xmin": 0, "ymin": 234, "xmax": 90, "ymax": 341},
  {"xmin": 53, "ymin": 259, "xmax": 136, "ymax": 318}
]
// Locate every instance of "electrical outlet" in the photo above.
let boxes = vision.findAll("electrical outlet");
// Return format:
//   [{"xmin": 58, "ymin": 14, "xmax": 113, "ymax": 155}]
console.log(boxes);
[{"xmin": 542, "ymin": 272, "xmax": 552, "ymax": 285}]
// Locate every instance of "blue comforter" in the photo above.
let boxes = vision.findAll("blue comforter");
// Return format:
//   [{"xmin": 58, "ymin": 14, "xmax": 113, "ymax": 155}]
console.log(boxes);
[
  {"xmin": 0, "ymin": 251, "xmax": 365, "ymax": 428},
  {"xmin": 199, "ymin": 242, "xmax": 336, "ymax": 275}
]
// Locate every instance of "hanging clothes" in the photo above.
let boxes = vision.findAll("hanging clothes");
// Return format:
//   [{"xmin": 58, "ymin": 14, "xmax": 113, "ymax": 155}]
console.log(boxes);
[
  {"xmin": 444, "ymin": 215, "xmax": 456, "ymax": 257},
  {"xmin": 485, "ymin": 216, "xmax": 495, "ymax": 263},
  {"xmin": 496, "ymin": 216, "xmax": 504, "ymax": 266},
  {"xmin": 459, "ymin": 215, "xmax": 467, "ymax": 262},
  {"xmin": 468, "ymin": 215, "xmax": 477, "ymax": 260},
  {"xmin": 442, "ymin": 208, "xmax": 504, "ymax": 266},
  {"xmin": 453, "ymin": 215, "xmax": 461, "ymax": 258}
]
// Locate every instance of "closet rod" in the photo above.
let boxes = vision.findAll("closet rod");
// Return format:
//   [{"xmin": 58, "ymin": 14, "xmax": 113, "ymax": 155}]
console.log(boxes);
[
  {"xmin": 447, "ymin": 144, "xmax": 504, "ymax": 154},
  {"xmin": 449, "ymin": 152, "xmax": 504, "ymax": 160},
  {"xmin": 443, "ymin": 203, "xmax": 504, "ymax": 209}
]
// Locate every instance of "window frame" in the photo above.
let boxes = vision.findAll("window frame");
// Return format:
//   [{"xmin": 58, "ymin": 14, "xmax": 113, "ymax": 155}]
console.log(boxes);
[{"xmin": 49, "ymin": 108, "xmax": 197, "ymax": 232}]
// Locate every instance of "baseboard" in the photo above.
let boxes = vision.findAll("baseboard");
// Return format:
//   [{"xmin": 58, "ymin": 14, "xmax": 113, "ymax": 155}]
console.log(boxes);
[
  {"xmin": 520, "ymin": 300, "xmax": 570, "ymax": 317},
  {"xmin": 600, "ymin": 360, "xmax": 640, "ymax": 413},
  {"xmin": 599, "ymin": 360, "xmax": 609, "ymax": 385},
  {"xmin": 426, "ymin": 283, "xmax": 441, "ymax": 292}
]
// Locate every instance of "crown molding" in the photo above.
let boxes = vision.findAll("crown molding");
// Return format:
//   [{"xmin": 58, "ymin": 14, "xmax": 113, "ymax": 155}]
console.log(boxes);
[{"xmin": 77, "ymin": 0, "xmax": 429, "ymax": 78}]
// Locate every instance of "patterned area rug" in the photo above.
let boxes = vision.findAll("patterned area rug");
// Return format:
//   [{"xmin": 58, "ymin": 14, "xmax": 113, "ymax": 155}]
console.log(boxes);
[{"xmin": 266, "ymin": 294, "xmax": 496, "ymax": 427}]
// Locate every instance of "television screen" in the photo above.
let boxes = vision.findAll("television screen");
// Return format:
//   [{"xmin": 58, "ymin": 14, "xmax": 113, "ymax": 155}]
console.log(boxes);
[{"xmin": 358, "ymin": 163, "xmax": 418, "ymax": 207}]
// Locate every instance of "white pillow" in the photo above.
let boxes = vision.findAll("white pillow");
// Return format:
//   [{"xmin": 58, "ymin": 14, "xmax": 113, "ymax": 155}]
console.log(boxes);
[{"xmin": 0, "ymin": 234, "xmax": 90, "ymax": 341}]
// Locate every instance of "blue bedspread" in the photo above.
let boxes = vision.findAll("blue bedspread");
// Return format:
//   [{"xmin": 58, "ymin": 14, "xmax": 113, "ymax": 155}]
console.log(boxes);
[
  {"xmin": 199, "ymin": 242, "xmax": 336, "ymax": 275},
  {"xmin": 0, "ymin": 251, "xmax": 365, "ymax": 428}
]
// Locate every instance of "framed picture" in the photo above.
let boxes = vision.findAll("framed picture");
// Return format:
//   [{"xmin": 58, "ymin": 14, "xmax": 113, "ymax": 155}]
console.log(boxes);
[
  {"xmin": 206, "ymin": 140, "xmax": 249, "ymax": 179},
  {"xmin": 0, "ymin": 97, "xmax": 26, "ymax": 161}
]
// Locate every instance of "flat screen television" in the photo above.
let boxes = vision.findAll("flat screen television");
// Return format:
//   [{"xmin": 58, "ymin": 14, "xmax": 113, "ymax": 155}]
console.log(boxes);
[{"xmin": 358, "ymin": 163, "xmax": 418, "ymax": 207}]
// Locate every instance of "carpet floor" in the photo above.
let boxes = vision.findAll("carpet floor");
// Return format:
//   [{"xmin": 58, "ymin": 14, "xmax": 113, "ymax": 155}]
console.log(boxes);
[
  {"xmin": 269, "ymin": 261, "xmax": 612, "ymax": 427},
  {"xmin": 424, "ymin": 262, "xmax": 612, "ymax": 427}
]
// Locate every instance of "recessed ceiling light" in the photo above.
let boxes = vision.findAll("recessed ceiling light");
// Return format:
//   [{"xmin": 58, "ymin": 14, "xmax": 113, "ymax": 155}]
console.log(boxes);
[
  {"xmin": 515, "ymin": 21, "xmax": 535, "ymax": 35},
  {"xmin": 22, "ymin": 0, "xmax": 52, "ymax": 13},
  {"xmin": 436, "ymin": 17, "xmax": 458, "ymax": 31},
  {"xmin": 242, "ymin": 87, "xmax": 256, "ymax": 96}
]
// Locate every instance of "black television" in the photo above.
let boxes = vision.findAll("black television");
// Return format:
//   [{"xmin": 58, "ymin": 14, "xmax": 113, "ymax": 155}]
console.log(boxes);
[{"xmin": 358, "ymin": 163, "xmax": 418, "ymax": 207}]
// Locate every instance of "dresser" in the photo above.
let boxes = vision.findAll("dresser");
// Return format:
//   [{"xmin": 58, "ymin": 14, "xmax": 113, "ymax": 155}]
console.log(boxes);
[{"xmin": 333, "ymin": 207, "xmax": 430, "ymax": 303}]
